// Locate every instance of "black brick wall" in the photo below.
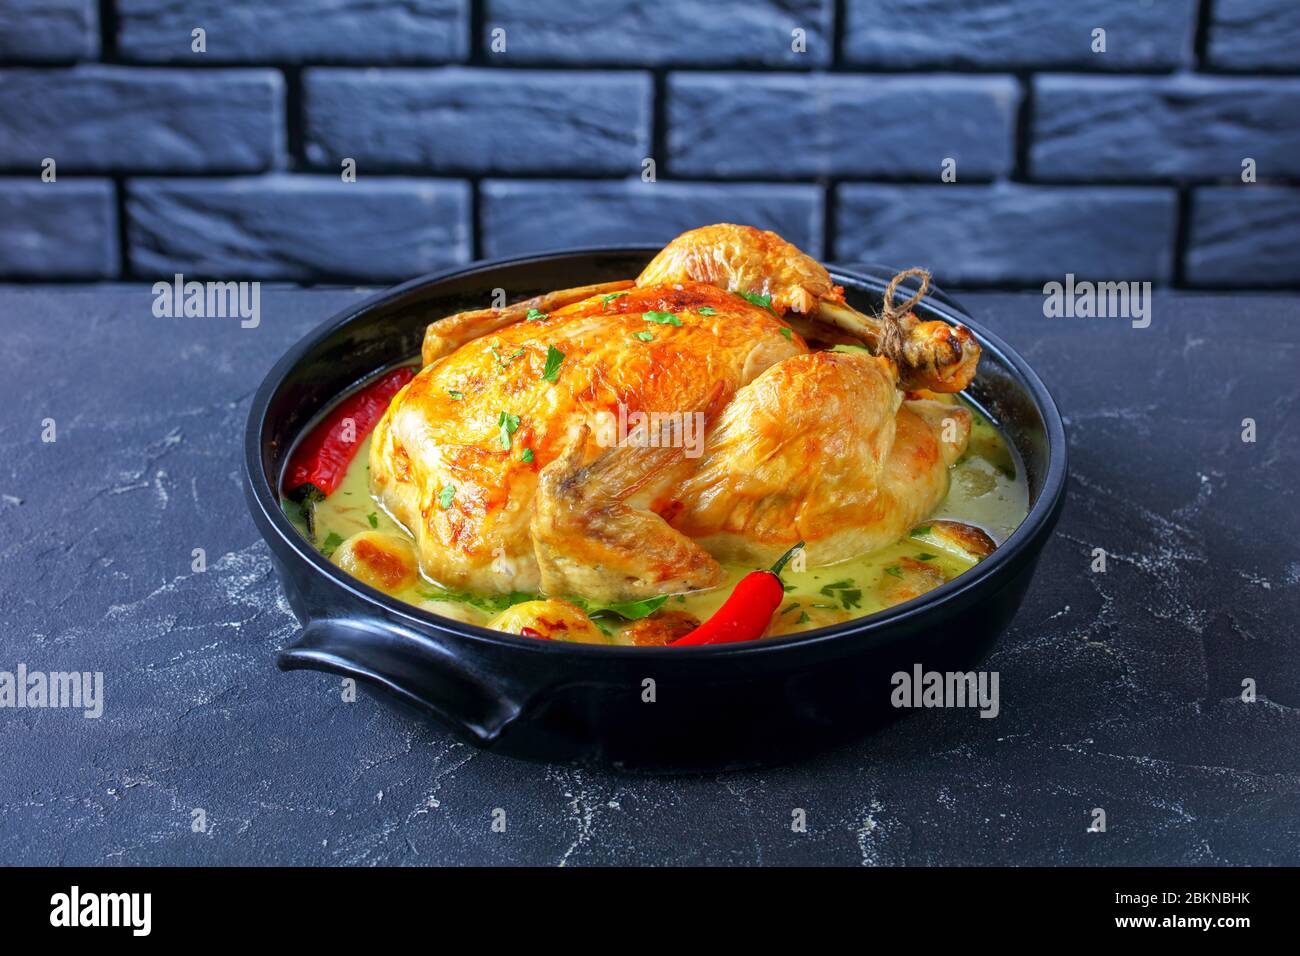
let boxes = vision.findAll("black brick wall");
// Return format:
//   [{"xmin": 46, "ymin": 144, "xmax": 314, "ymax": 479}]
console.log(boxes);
[{"xmin": 1, "ymin": 0, "xmax": 1297, "ymax": 287}]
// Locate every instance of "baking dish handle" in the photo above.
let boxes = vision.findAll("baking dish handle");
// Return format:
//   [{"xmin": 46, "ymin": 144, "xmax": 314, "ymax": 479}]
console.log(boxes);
[{"xmin": 277, "ymin": 618, "xmax": 525, "ymax": 748}]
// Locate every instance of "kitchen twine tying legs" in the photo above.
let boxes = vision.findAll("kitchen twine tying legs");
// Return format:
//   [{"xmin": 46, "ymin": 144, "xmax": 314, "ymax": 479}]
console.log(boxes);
[{"xmin": 877, "ymin": 267, "xmax": 931, "ymax": 368}]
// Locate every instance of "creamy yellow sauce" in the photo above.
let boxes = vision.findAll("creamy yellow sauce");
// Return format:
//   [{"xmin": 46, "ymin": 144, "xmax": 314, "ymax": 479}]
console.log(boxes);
[{"xmin": 286, "ymin": 397, "xmax": 1027, "ymax": 644}]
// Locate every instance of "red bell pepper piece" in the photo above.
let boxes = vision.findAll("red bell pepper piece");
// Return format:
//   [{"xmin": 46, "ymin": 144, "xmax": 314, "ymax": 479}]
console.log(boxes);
[
  {"xmin": 284, "ymin": 366, "xmax": 416, "ymax": 499},
  {"xmin": 671, "ymin": 542, "xmax": 805, "ymax": 646}
]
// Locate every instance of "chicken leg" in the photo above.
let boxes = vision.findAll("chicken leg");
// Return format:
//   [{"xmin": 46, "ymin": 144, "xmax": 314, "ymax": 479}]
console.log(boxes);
[
  {"xmin": 664, "ymin": 349, "xmax": 970, "ymax": 567},
  {"xmin": 636, "ymin": 223, "xmax": 979, "ymax": 392}
]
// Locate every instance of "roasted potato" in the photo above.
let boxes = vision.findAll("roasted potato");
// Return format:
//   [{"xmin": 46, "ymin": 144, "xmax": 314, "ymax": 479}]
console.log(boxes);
[
  {"xmin": 489, "ymin": 599, "xmax": 608, "ymax": 644},
  {"xmin": 913, "ymin": 519, "xmax": 997, "ymax": 562},
  {"xmin": 331, "ymin": 531, "xmax": 420, "ymax": 592}
]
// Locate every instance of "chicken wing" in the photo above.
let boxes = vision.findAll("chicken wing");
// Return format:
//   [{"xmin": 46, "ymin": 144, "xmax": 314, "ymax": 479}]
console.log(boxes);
[{"xmin": 531, "ymin": 424, "xmax": 724, "ymax": 603}]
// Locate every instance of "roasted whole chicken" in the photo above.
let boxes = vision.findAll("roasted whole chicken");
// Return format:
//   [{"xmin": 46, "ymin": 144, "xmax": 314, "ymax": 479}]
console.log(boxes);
[{"xmin": 368, "ymin": 224, "xmax": 981, "ymax": 604}]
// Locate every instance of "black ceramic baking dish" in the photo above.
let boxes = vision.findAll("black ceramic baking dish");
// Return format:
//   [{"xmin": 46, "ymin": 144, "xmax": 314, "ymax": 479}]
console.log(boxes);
[{"xmin": 244, "ymin": 248, "xmax": 1067, "ymax": 772}]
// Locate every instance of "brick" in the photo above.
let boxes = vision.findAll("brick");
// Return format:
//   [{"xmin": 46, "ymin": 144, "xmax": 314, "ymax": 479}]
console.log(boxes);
[
  {"xmin": 0, "ymin": 179, "xmax": 117, "ymax": 279},
  {"xmin": 483, "ymin": 0, "xmax": 833, "ymax": 67},
  {"xmin": 125, "ymin": 176, "xmax": 471, "ymax": 281},
  {"xmin": 0, "ymin": 0, "xmax": 98, "ymax": 62},
  {"xmin": 1207, "ymin": 0, "xmax": 1300, "ymax": 71},
  {"xmin": 304, "ymin": 68, "xmax": 651, "ymax": 175},
  {"xmin": 844, "ymin": 0, "xmax": 1195, "ymax": 69},
  {"xmin": 479, "ymin": 180, "xmax": 823, "ymax": 258},
  {"xmin": 117, "ymin": 0, "xmax": 468, "ymax": 64},
  {"xmin": 0, "ymin": 66, "xmax": 283, "ymax": 174},
  {"xmin": 1031, "ymin": 75, "xmax": 1300, "ymax": 182},
  {"xmin": 667, "ymin": 73, "xmax": 1017, "ymax": 180},
  {"xmin": 1185, "ymin": 187, "xmax": 1300, "ymax": 287},
  {"xmin": 834, "ymin": 184, "xmax": 1177, "ymax": 285}
]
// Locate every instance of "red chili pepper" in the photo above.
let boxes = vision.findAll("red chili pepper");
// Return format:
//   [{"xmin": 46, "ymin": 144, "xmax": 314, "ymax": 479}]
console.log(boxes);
[
  {"xmin": 671, "ymin": 542, "xmax": 805, "ymax": 647},
  {"xmin": 284, "ymin": 366, "xmax": 416, "ymax": 499},
  {"xmin": 519, "ymin": 627, "xmax": 550, "ymax": 641}
]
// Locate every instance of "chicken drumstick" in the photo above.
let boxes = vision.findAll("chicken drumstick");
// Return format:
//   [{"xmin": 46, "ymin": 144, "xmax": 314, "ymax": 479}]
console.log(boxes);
[{"xmin": 636, "ymin": 223, "xmax": 979, "ymax": 393}]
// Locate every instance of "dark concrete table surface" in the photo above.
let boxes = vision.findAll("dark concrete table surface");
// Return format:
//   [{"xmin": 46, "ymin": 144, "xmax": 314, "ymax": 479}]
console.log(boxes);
[{"xmin": 1, "ymin": 286, "xmax": 1297, "ymax": 866}]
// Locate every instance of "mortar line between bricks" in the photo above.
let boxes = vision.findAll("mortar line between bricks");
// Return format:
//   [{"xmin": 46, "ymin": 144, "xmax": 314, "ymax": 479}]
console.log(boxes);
[
  {"xmin": 822, "ymin": 178, "xmax": 838, "ymax": 259},
  {"xmin": 1172, "ymin": 187, "xmax": 1194, "ymax": 287},
  {"xmin": 651, "ymin": 70, "xmax": 669, "ymax": 175},
  {"xmin": 111, "ymin": 174, "xmax": 129, "ymax": 278},
  {"xmin": 470, "ymin": 177, "xmax": 483, "ymax": 261},
  {"xmin": 831, "ymin": 0, "xmax": 847, "ymax": 68},
  {"xmin": 12, "ymin": 62, "xmax": 1296, "ymax": 76},
  {"xmin": 467, "ymin": 0, "xmax": 486, "ymax": 66},
  {"xmin": 1011, "ymin": 72, "xmax": 1033, "ymax": 182},
  {"xmin": 1193, "ymin": 0, "xmax": 1214, "ymax": 70},
  {"xmin": 18, "ymin": 172, "xmax": 1297, "ymax": 188},
  {"xmin": 10, "ymin": 62, "xmax": 1251, "ymax": 76},
  {"xmin": 284, "ymin": 66, "xmax": 306, "ymax": 168},
  {"xmin": 95, "ymin": 0, "xmax": 117, "ymax": 62}
]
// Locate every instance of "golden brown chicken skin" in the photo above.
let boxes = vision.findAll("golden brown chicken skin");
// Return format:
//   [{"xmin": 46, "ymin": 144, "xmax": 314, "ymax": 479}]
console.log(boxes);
[{"xmin": 661, "ymin": 350, "xmax": 968, "ymax": 567}]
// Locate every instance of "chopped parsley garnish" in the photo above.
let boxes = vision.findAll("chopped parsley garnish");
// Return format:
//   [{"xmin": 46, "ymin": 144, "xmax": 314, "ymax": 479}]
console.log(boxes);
[
  {"xmin": 366, "ymin": 512, "xmax": 378, "ymax": 529},
  {"xmin": 569, "ymin": 594, "xmax": 667, "ymax": 621},
  {"xmin": 884, "ymin": 566, "xmax": 903, "ymax": 578},
  {"xmin": 642, "ymin": 310, "xmax": 682, "ymax": 327},
  {"xmin": 819, "ymin": 578, "xmax": 862, "ymax": 610},
  {"xmin": 916, "ymin": 553, "xmax": 938, "ymax": 561},
  {"xmin": 525, "ymin": 308, "xmax": 548, "ymax": 322},
  {"xmin": 490, "ymin": 344, "xmax": 525, "ymax": 370},
  {"xmin": 417, "ymin": 586, "xmax": 536, "ymax": 615},
  {"xmin": 601, "ymin": 292, "xmax": 629, "ymax": 305},
  {"xmin": 911, "ymin": 525, "xmax": 932, "ymax": 537},
  {"xmin": 635, "ymin": 330, "xmax": 654, "ymax": 342},
  {"xmin": 779, "ymin": 327, "xmax": 793, "ymax": 340},
  {"xmin": 541, "ymin": 345, "xmax": 565, "ymax": 383},
  {"xmin": 736, "ymin": 290, "xmax": 774, "ymax": 312},
  {"xmin": 797, "ymin": 611, "xmax": 811, "ymax": 624},
  {"xmin": 780, "ymin": 602, "xmax": 801, "ymax": 615},
  {"xmin": 819, "ymin": 579, "xmax": 855, "ymax": 595},
  {"xmin": 521, "ymin": 448, "xmax": 535, "ymax": 463},
  {"xmin": 498, "ymin": 411, "xmax": 520, "ymax": 450},
  {"xmin": 447, "ymin": 389, "xmax": 464, "ymax": 400},
  {"xmin": 437, "ymin": 485, "xmax": 456, "ymax": 510},
  {"xmin": 319, "ymin": 531, "xmax": 344, "ymax": 558},
  {"xmin": 698, "ymin": 306, "xmax": 716, "ymax": 316}
]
